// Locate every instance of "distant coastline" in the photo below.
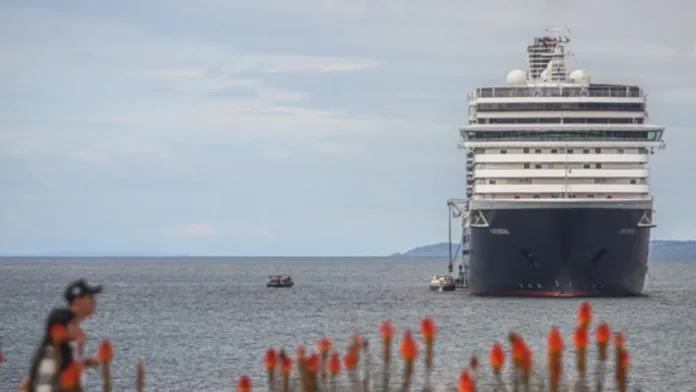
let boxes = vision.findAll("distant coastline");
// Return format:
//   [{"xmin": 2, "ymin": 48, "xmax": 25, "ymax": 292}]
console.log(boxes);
[
  {"xmin": 2, "ymin": 241, "xmax": 695, "ymax": 258},
  {"xmin": 391, "ymin": 240, "xmax": 696, "ymax": 259}
]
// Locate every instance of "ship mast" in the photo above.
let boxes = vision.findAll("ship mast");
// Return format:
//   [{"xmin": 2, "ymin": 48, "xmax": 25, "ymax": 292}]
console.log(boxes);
[{"xmin": 526, "ymin": 27, "xmax": 572, "ymax": 82}]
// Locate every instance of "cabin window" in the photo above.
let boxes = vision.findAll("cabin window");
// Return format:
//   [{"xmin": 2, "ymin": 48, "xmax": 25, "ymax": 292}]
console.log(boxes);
[
  {"xmin": 630, "ymin": 179, "xmax": 636, "ymax": 184},
  {"xmin": 533, "ymin": 195, "xmax": 540, "ymax": 199},
  {"xmin": 551, "ymin": 149, "xmax": 558, "ymax": 154},
  {"xmin": 618, "ymin": 148, "xmax": 624, "ymax": 154},
  {"xmin": 583, "ymin": 149, "xmax": 590, "ymax": 154},
  {"xmin": 607, "ymin": 195, "xmax": 612, "ymax": 199},
  {"xmin": 535, "ymin": 149, "xmax": 542, "ymax": 153},
  {"xmin": 514, "ymin": 195, "xmax": 520, "ymax": 199},
  {"xmin": 596, "ymin": 163, "xmax": 602, "ymax": 169},
  {"xmin": 489, "ymin": 179, "xmax": 496, "ymax": 184},
  {"xmin": 587, "ymin": 194, "xmax": 594, "ymax": 198},
  {"xmin": 567, "ymin": 149, "xmax": 574, "ymax": 154},
  {"xmin": 523, "ymin": 148, "xmax": 530, "ymax": 154},
  {"xmin": 500, "ymin": 149, "xmax": 507, "ymax": 154},
  {"xmin": 535, "ymin": 164, "xmax": 542, "ymax": 169},
  {"xmin": 524, "ymin": 163, "xmax": 530, "ymax": 169},
  {"xmin": 583, "ymin": 164, "xmax": 590, "ymax": 169},
  {"xmin": 595, "ymin": 148, "xmax": 602, "ymax": 153}
]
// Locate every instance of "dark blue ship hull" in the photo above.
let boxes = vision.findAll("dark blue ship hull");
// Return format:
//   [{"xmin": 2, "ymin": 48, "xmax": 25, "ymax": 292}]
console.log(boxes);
[{"xmin": 466, "ymin": 201, "xmax": 653, "ymax": 297}]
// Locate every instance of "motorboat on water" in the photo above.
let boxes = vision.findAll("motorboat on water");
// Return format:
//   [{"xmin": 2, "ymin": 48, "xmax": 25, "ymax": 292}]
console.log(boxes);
[
  {"xmin": 267, "ymin": 275, "xmax": 294, "ymax": 288},
  {"xmin": 429, "ymin": 274, "xmax": 456, "ymax": 291}
]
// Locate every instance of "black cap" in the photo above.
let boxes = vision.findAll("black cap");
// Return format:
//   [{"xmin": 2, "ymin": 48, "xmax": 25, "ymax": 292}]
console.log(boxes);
[{"xmin": 64, "ymin": 279, "xmax": 103, "ymax": 303}]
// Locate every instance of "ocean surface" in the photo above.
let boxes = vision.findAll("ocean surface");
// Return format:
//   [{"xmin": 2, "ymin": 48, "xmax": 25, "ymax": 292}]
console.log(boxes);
[{"xmin": 1, "ymin": 257, "xmax": 695, "ymax": 391}]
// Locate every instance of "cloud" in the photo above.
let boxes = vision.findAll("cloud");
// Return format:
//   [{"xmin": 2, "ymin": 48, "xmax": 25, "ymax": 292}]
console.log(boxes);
[
  {"xmin": 0, "ymin": 0, "xmax": 695, "ymax": 255},
  {"xmin": 164, "ymin": 223, "xmax": 272, "ymax": 239}
]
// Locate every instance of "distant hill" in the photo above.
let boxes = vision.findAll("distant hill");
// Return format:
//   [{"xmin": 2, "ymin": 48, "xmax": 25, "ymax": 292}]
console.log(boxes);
[{"xmin": 392, "ymin": 240, "xmax": 696, "ymax": 259}]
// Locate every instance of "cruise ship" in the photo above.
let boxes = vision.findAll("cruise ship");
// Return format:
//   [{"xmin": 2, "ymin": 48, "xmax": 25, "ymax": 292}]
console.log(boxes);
[{"xmin": 448, "ymin": 28, "xmax": 666, "ymax": 297}]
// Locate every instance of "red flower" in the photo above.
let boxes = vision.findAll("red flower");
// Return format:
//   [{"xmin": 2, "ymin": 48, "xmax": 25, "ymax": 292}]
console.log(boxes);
[
  {"xmin": 547, "ymin": 327, "xmax": 564, "ymax": 353},
  {"xmin": 488, "ymin": 341, "xmax": 504, "ymax": 372},
  {"xmin": 98, "ymin": 340, "xmax": 113, "ymax": 362},
  {"xmin": 576, "ymin": 301, "xmax": 592, "ymax": 327},
  {"xmin": 419, "ymin": 317, "xmax": 436, "ymax": 342},
  {"xmin": 343, "ymin": 350, "xmax": 357, "ymax": 370},
  {"xmin": 305, "ymin": 353, "xmax": 319, "ymax": 373},
  {"xmin": 399, "ymin": 330, "xmax": 417, "ymax": 361},
  {"xmin": 316, "ymin": 337, "xmax": 332, "ymax": 354},
  {"xmin": 328, "ymin": 351, "xmax": 340, "ymax": 375},
  {"xmin": 379, "ymin": 320, "xmax": 394, "ymax": 342},
  {"xmin": 458, "ymin": 369, "xmax": 473, "ymax": 392},
  {"xmin": 264, "ymin": 348, "xmax": 277, "ymax": 371},
  {"xmin": 572, "ymin": 326, "xmax": 589, "ymax": 350},
  {"xmin": 237, "ymin": 375, "xmax": 252, "ymax": 392},
  {"xmin": 595, "ymin": 322, "xmax": 611, "ymax": 346}
]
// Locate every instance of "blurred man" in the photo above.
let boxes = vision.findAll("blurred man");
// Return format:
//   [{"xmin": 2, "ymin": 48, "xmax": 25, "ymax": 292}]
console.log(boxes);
[{"xmin": 64, "ymin": 279, "xmax": 105, "ymax": 386}]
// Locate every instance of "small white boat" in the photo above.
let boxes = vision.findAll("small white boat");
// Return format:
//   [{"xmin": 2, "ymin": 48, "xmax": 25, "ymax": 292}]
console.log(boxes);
[
  {"xmin": 267, "ymin": 275, "xmax": 294, "ymax": 288},
  {"xmin": 429, "ymin": 274, "xmax": 456, "ymax": 291}
]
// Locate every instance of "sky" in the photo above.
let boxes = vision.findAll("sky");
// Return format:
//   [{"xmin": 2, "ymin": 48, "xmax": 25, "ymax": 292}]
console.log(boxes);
[{"xmin": 1, "ymin": 0, "xmax": 695, "ymax": 256}]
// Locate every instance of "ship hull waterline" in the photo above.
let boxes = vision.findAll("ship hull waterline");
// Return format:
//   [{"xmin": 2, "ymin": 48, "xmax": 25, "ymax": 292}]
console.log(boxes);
[{"xmin": 467, "ymin": 204, "xmax": 651, "ymax": 297}]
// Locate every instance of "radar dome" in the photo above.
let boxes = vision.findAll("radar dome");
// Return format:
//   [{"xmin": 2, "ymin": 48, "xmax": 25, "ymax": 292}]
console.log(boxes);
[
  {"xmin": 506, "ymin": 69, "xmax": 526, "ymax": 85},
  {"xmin": 569, "ymin": 69, "xmax": 589, "ymax": 83}
]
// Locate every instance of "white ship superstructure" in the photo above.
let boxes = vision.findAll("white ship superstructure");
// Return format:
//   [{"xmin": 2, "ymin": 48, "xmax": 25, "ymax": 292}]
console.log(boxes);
[{"xmin": 460, "ymin": 28, "xmax": 665, "ymax": 206}]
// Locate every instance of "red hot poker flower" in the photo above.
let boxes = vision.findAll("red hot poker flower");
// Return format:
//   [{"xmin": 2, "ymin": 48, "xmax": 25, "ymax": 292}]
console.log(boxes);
[
  {"xmin": 98, "ymin": 340, "xmax": 113, "ymax": 362},
  {"xmin": 379, "ymin": 320, "xmax": 395, "ymax": 342},
  {"xmin": 399, "ymin": 329, "xmax": 417, "ymax": 361},
  {"xmin": 458, "ymin": 369, "xmax": 473, "ymax": 392},
  {"xmin": 328, "ymin": 351, "xmax": 340, "ymax": 375},
  {"xmin": 488, "ymin": 341, "xmax": 504, "ymax": 372},
  {"xmin": 573, "ymin": 326, "xmax": 589, "ymax": 350},
  {"xmin": 420, "ymin": 317, "xmax": 436, "ymax": 343},
  {"xmin": 237, "ymin": 375, "xmax": 252, "ymax": 392},
  {"xmin": 305, "ymin": 353, "xmax": 319, "ymax": 373},
  {"xmin": 264, "ymin": 348, "xmax": 277, "ymax": 371},
  {"xmin": 576, "ymin": 301, "xmax": 592, "ymax": 327},
  {"xmin": 595, "ymin": 322, "xmax": 611, "ymax": 346},
  {"xmin": 511, "ymin": 336, "xmax": 527, "ymax": 366},
  {"xmin": 316, "ymin": 337, "xmax": 332, "ymax": 354},
  {"xmin": 547, "ymin": 327, "xmax": 564, "ymax": 353},
  {"xmin": 343, "ymin": 350, "xmax": 357, "ymax": 370}
]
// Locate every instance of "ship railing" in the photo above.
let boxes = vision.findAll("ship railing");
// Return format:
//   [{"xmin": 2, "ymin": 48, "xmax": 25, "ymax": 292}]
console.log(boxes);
[
  {"xmin": 474, "ymin": 85, "xmax": 642, "ymax": 99},
  {"xmin": 461, "ymin": 136, "xmax": 662, "ymax": 142}
]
